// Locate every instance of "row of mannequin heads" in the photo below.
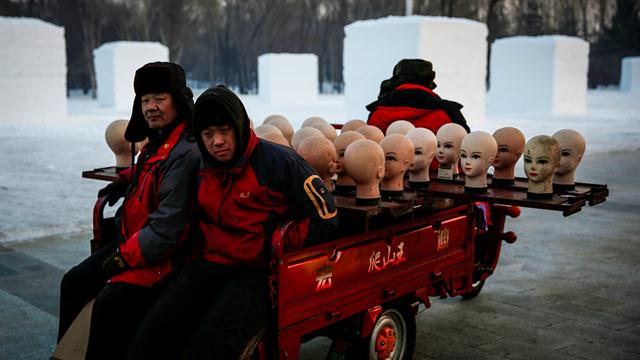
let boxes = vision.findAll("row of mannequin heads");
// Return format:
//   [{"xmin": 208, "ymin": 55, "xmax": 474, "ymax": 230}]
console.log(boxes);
[{"xmin": 105, "ymin": 115, "xmax": 586, "ymax": 202}]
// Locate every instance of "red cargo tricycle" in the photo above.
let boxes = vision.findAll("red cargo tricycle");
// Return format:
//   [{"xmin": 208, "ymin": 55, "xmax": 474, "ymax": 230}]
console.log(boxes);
[{"xmin": 80, "ymin": 165, "xmax": 607, "ymax": 359}]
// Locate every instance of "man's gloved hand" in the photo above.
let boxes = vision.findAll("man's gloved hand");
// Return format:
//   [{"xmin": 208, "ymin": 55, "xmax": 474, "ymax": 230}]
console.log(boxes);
[
  {"xmin": 102, "ymin": 251, "xmax": 129, "ymax": 278},
  {"xmin": 97, "ymin": 180, "xmax": 129, "ymax": 206}
]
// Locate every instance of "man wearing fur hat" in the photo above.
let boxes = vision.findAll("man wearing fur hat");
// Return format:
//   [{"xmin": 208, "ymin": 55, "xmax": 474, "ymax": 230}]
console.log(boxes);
[
  {"xmin": 57, "ymin": 62, "xmax": 200, "ymax": 359},
  {"xmin": 126, "ymin": 85, "xmax": 338, "ymax": 359}
]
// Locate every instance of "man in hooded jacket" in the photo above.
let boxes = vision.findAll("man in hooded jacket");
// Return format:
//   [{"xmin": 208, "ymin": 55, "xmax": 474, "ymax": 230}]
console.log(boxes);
[
  {"xmin": 126, "ymin": 85, "xmax": 338, "ymax": 359},
  {"xmin": 57, "ymin": 62, "xmax": 200, "ymax": 359}
]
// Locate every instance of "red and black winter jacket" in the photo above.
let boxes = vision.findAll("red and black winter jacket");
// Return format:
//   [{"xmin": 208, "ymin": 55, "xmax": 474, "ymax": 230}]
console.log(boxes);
[
  {"xmin": 367, "ymin": 83, "xmax": 470, "ymax": 169},
  {"xmin": 112, "ymin": 121, "xmax": 200, "ymax": 286},
  {"xmin": 367, "ymin": 84, "xmax": 469, "ymax": 134},
  {"xmin": 197, "ymin": 129, "xmax": 338, "ymax": 267}
]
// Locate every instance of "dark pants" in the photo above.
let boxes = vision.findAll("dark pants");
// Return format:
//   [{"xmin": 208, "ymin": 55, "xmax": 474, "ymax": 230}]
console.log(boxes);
[
  {"xmin": 126, "ymin": 258, "xmax": 270, "ymax": 360},
  {"xmin": 58, "ymin": 242, "xmax": 167, "ymax": 360}
]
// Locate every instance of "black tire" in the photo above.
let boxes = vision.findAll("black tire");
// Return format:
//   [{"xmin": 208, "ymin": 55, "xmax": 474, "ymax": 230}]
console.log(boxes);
[
  {"xmin": 461, "ymin": 278, "xmax": 485, "ymax": 300},
  {"xmin": 365, "ymin": 307, "xmax": 416, "ymax": 360}
]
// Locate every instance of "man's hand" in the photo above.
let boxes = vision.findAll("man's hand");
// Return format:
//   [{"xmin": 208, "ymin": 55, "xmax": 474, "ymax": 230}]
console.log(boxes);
[
  {"xmin": 98, "ymin": 180, "xmax": 129, "ymax": 206},
  {"xmin": 102, "ymin": 251, "xmax": 129, "ymax": 278}
]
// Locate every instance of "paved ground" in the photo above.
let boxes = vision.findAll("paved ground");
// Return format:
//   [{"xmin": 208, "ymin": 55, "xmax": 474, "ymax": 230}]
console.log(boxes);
[{"xmin": 1, "ymin": 150, "xmax": 639, "ymax": 359}]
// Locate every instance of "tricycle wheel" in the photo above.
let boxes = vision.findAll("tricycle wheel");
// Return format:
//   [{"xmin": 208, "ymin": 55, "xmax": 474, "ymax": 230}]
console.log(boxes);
[
  {"xmin": 366, "ymin": 307, "xmax": 415, "ymax": 360},
  {"xmin": 462, "ymin": 278, "xmax": 485, "ymax": 300}
]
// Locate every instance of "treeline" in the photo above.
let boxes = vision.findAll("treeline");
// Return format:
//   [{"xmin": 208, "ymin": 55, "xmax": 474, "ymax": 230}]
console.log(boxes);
[{"xmin": 1, "ymin": 0, "xmax": 639, "ymax": 95}]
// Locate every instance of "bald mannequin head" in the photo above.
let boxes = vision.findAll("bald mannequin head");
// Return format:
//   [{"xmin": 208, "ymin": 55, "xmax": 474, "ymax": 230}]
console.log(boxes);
[
  {"xmin": 333, "ymin": 130, "xmax": 366, "ymax": 187},
  {"xmin": 357, "ymin": 125, "xmax": 385, "ymax": 143},
  {"xmin": 341, "ymin": 119, "xmax": 367, "ymax": 132},
  {"xmin": 406, "ymin": 128, "xmax": 437, "ymax": 183},
  {"xmin": 524, "ymin": 135, "xmax": 561, "ymax": 197},
  {"xmin": 379, "ymin": 134, "xmax": 414, "ymax": 194},
  {"xmin": 267, "ymin": 117, "xmax": 294, "ymax": 144},
  {"xmin": 254, "ymin": 124, "xmax": 283, "ymax": 138},
  {"xmin": 301, "ymin": 116, "xmax": 327, "ymax": 128},
  {"xmin": 386, "ymin": 120, "xmax": 415, "ymax": 136},
  {"xmin": 309, "ymin": 122, "xmax": 337, "ymax": 141},
  {"xmin": 263, "ymin": 114, "xmax": 288, "ymax": 125},
  {"xmin": 460, "ymin": 131, "xmax": 497, "ymax": 191},
  {"xmin": 261, "ymin": 132, "xmax": 290, "ymax": 147},
  {"xmin": 492, "ymin": 127, "xmax": 525, "ymax": 182},
  {"xmin": 552, "ymin": 129, "xmax": 586, "ymax": 186},
  {"xmin": 105, "ymin": 119, "xmax": 138, "ymax": 169},
  {"xmin": 291, "ymin": 127, "xmax": 324, "ymax": 150},
  {"xmin": 297, "ymin": 136, "xmax": 337, "ymax": 191},
  {"xmin": 436, "ymin": 123, "xmax": 467, "ymax": 179},
  {"xmin": 344, "ymin": 139, "xmax": 385, "ymax": 204}
]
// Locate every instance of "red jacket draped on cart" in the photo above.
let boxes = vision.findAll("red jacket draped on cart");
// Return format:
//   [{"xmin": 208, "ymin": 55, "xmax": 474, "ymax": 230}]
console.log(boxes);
[
  {"xmin": 193, "ymin": 86, "xmax": 338, "ymax": 267},
  {"xmin": 113, "ymin": 120, "xmax": 200, "ymax": 286}
]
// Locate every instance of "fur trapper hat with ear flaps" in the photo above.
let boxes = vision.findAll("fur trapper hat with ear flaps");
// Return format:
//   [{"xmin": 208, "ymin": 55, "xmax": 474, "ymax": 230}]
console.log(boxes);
[
  {"xmin": 378, "ymin": 59, "xmax": 437, "ymax": 99},
  {"xmin": 125, "ymin": 62, "xmax": 194, "ymax": 142}
]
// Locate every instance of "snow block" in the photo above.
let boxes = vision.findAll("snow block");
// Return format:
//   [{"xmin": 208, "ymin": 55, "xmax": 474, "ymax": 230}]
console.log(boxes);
[
  {"xmin": 620, "ymin": 56, "xmax": 640, "ymax": 94},
  {"xmin": 94, "ymin": 41, "xmax": 169, "ymax": 109},
  {"xmin": 0, "ymin": 17, "xmax": 66, "ymax": 122},
  {"xmin": 343, "ymin": 16, "xmax": 488, "ymax": 128},
  {"xmin": 489, "ymin": 35, "xmax": 589, "ymax": 114},
  {"xmin": 258, "ymin": 53, "xmax": 318, "ymax": 105}
]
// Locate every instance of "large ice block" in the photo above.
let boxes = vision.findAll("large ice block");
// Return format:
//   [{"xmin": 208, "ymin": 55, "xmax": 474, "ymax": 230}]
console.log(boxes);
[
  {"xmin": 258, "ymin": 53, "xmax": 318, "ymax": 105},
  {"xmin": 94, "ymin": 41, "xmax": 169, "ymax": 109},
  {"xmin": 343, "ymin": 16, "xmax": 488, "ymax": 128},
  {"xmin": 489, "ymin": 35, "xmax": 589, "ymax": 114},
  {"xmin": 620, "ymin": 56, "xmax": 640, "ymax": 94},
  {"xmin": 0, "ymin": 17, "xmax": 67, "ymax": 122}
]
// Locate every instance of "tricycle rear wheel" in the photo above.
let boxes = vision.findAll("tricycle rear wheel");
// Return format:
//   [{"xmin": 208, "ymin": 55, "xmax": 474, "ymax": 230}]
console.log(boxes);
[
  {"xmin": 365, "ymin": 307, "xmax": 415, "ymax": 360},
  {"xmin": 461, "ymin": 278, "xmax": 485, "ymax": 300}
]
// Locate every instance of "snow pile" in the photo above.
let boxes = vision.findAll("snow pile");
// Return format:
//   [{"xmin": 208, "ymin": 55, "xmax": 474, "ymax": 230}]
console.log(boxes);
[
  {"xmin": 489, "ymin": 35, "xmax": 589, "ymax": 114},
  {"xmin": 620, "ymin": 56, "xmax": 640, "ymax": 94},
  {"xmin": 258, "ymin": 53, "xmax": 318, "ymax": 105},
  {"xmin": 0, "ymin": 17, "xmax": 66, "ymax": 123},
  {"xmin": 94, "ymin": 41, "xmax": 169, "ymax": 109},
  {"xmin": 343, "ymin": 16, "xmax": 488, "ymax": 128}
]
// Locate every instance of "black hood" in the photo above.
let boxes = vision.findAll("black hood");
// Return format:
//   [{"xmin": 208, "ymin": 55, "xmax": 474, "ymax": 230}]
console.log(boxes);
[
  {"xmin": 192, "ymin": 85, "xmax": 251, "ymax": 167},
  {"xmin": 125, "ymin": 62, "xmax": 194, "ymax": 142}
]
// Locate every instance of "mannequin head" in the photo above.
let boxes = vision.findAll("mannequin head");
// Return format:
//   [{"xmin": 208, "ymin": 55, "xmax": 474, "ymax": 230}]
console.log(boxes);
[
  {"xmin": 386, "ymin": 120, "xmax": 415, "ymax": 136},
  {"xmin": 301, "ymin": 116, "xmax": 327, "ymax": 128},
  {"xmin": 105, "ymin": 119, "xmax": 139, "ymax": 169},
  {"xmin": 405, "ymin": 128, "xmax": 437, "ymax": 182},
  {"xmin": 309, "ymin": 122, "xmax": 338, "ymax": 141},
  {"xmin": 460, "ymin": 131, "xmax": 497, "ymax": 190},
  {"xmin": 297, "ymin": 136, "xmax": 337, "ymax": 191},
  {"xmin": 341, "ymin": 119, "xmax": 367, "ymax": 132},
  {"xmin": 291, "ymin": 127, "xmax": 324, "ymax": 150},
  {"xmin": 491, "ymin": 127, "xmax": 525, "ymax": 181},
  {"xmin": 436, "ymin": 123, "xmax": 467, "ymax": 178},
  {"xmin": 263, "ymin": 114, "xmax": 288, "ymax": 125},
  {"xmin": 552, "ymin": 129, "xmax": 586, "ymax": 185},
  {"xmin": 523, "ymin": 135, "xmax": 561, "ymax": 196},
  {"xmin": 357, "ymin": 125, "xmax": 385, "ymax": 143},
  {"xmin": 343, "ymin": 139, "xmax": 385, "ymax": 203},
  {"xmin": 254, "ymin": 124, "xmax": 283, "ymax": 138},
  {"xmin": 379, "ymin": 134, "xmax": 414, "ymax": 193},
  {"xmin": 333, "ymin": 130, "xmax": 366, "ymax": 186},
  {"xmin": 267, "ymin": 117, "xmax": 294, "ymax": 144},
  {"xmin": 261, "ymin": 132, "xmax": 290, "ymax": 147}
]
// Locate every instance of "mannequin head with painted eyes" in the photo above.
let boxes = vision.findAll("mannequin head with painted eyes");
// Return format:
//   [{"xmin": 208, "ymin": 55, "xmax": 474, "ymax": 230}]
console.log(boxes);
[
  {"xmin": 460, "ymin": 131, "xmax": 497, "ymax": 190},
  {"xmin": 436, "ymin": 123, "xmax": 467, "ymax": 179},
  {"xmin": 379, "ymin": 134, "xmax": 414, "ymax": 193},
  {"xmin": 492, "ymin": 127, "xmax": 525, "ymax": 181},
  {"xmin": 523, "ymin": 135, "xmax": 561, "ymax": 196},
  {"xmin": 405, "ymin": 128, "xmax": 437, "ymax": 183},
  {"xmin": 552, "ymin": 129, "xmax": 586, "ymax": 186},
  {"xmin": 343, "ymin": 139, "xmax": 385, "ymax": 204}
]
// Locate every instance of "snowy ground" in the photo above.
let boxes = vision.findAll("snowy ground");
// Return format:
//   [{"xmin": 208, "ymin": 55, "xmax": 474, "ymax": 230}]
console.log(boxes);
[{"xmin": 0, "ymin": 89, "xmax": 638, "ymax": 243}]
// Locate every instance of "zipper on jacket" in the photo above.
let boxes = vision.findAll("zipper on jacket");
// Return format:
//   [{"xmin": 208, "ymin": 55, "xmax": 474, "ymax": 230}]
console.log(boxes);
[{"xmin": 217, "ymin": 171, "xmax": 236, "ymax": 227}]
